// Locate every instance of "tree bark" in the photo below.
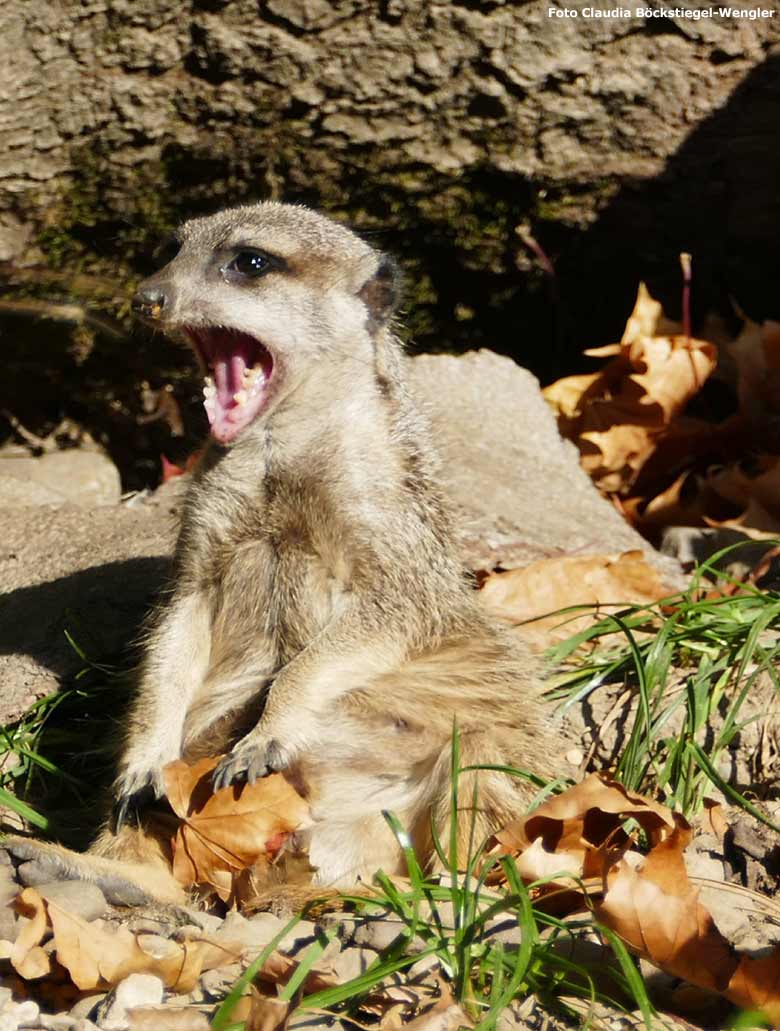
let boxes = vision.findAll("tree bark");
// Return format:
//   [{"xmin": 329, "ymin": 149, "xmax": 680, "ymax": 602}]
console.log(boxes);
[{"xmin": 1, "ymin": 0, "xmax": 779, "ymax": 482}]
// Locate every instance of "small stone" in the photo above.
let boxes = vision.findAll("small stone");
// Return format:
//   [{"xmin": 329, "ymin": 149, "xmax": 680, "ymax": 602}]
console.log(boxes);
[
  {"xmin": 331, "ymin": 947, "xmax": 373, "ymax": 983},
  {"xmin": 684, "ymin": 849, "xmax": 725, "ymax": 883},
  {"xmin": 37, "ymin": 880, "xmax": 108, "ymax": 922},
  {"xmin": 126, "ymin": 916, "xmax": 174, "ymax": 935},
  {"xmin": 97, "ymin": 974, "xmax": 165, "ymax": 1031},
  {"xmin": 246, "ymin": 911, "xmax": 284, "ymax": 939},
  {"xmin": 216, "ymin": 911, "xmax": 314, "ymax": 955},
  {"xmin": 481, "ymin": 914, "xmax": 522, "ymax": 947},
  {"xmin": 278, "ymin": 918, "xmax": 317, "ymax": 953},
  {"xmin": 200, "ymin": 964, "xmax": 242, "ymax": 999},
  {"xmin": 38, "ymin": 1014, "xmax": 78, "ymax": 1030},
  {"xmin": 352, "ymin": 915, "xmax": 405, "ymax": 951},
  {"xmin": 0, "ymin": 903, "xmax": 16, "ymax": 942},
  {"xmin": 408, "ymin": 953, "xmax": 441, "ymax": 980},
  {"xmin": 69, "ymin": 995, "xmax": 105, "ymax": 1021},
  {"xmin": 0, "ymin": 449, "xmax": 122, "ymax": 508},
  {"xmin": 181, "ymin": 910, "xmax": 224, "ymax": 936},
  {"xmin": 0, "ymin": 999, "xmax": 39, "ymax": 1026},
  {"xmin": 74, "ymin": 1022, "xmax": 100, "ymax": 1031}
]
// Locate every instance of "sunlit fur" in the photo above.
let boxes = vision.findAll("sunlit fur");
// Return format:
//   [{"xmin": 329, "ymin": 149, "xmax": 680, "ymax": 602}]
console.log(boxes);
[{"xmin": 5, "ymin": 203, "xmax": 552, "ymax": 902}]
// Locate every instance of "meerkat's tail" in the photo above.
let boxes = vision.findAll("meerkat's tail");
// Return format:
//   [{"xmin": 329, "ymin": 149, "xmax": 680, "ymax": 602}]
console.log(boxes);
[{"xmin": 2, "ymin": 818, "xmax": 185, "ymax": 907}]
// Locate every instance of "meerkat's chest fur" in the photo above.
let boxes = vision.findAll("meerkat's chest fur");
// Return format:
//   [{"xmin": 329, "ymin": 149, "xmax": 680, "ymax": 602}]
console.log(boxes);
[{"xmin": 180, "ymin": 440, "xmax": 361, "ymax": 664}]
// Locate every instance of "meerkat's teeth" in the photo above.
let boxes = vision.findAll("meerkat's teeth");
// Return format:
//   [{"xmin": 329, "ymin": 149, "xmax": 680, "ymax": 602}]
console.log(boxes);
[
  {"xmin": 233, "ymin": 389, "xmax": 248, "ymax": 406},
  {"xmin": 240, "ymin": 364, "xmax": 267, "ymax": 399},
  {"xmin": 203, "ymin": 376, "xmax": 216, "ymax": 401}
]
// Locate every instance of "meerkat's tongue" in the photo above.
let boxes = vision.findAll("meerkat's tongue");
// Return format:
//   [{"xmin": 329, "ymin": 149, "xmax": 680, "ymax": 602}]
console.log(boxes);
[{"xmin": 188, "ymin": 328, "xmax": 273, "ymax": 443}]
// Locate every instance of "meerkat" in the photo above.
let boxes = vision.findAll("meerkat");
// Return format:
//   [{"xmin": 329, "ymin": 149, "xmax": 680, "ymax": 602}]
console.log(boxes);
[{"xmin": 3, "ymin": 203, "xmax": 551, "ymax": 904}]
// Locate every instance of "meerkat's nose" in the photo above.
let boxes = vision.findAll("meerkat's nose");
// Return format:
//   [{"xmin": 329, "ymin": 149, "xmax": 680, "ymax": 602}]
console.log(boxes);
[{"xmin": 132, "ymin": 285, "xmax": 168, "ymax": 321}]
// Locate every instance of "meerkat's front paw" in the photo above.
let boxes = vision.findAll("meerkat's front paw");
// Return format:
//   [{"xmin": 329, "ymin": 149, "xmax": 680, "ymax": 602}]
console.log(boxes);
[
  {"xmin": 212, "ymin": 732, "xmax": 296, "ymax": 791},
  {"xmin": 112, "ymin": 763, "xmax": 167, "ymax": 832}
]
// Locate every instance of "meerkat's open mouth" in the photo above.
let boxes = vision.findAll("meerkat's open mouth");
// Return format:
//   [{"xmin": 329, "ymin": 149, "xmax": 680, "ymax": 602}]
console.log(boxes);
[{"xmin": 186, "ymin": 328, "xmax": 274, "ymax": 444}]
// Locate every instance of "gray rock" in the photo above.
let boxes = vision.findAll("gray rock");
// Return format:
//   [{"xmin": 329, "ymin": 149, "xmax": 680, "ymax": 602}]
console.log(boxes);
[
  {"xmin": 0, "ymin": 998, "xmax": 39, "ymax": 1027},
  {"xmin": 245, "ymin": 910, "xmax": 285, "ymax": 941},
  {"xmin": 177, "ymin": 910, "xmax": 224, "ymax": 936},
  {"xmin": 97, "ymin": 974, "xmax": 165, "ymax": 1031},
  {"xmin": 218, "ymin": 911, "xmax": 316, "ymax": 955},
  {"xmin": 0, "ymin": 494, "xmax": 176, "ymax": 724},
  {"xmin": 352, "ymin": 915, "xmax": 406, "ymax": 952},
  {"xmin": 68, "ymin": 996, "xmax": 105, "ymax": 1022},
  {"xmin": 37, "ymin": 880, "xmax": 108, "ymax": 922},
  {"xmin": 480, "ymin": 914, "xmax": 522, "ymax": 948},
  {"xmin": 200, "ymin": 964, "xmax": 242, "ymax": 1000},
  {"xmin": 407, "ymin": 953, "xmax": 441, "ymax": 980},
  {"xmin": 331, "ymin": 946, "xmax": 374, "ymax": 983},
  {"xmin": 37, "ymin": 1015, "xmax": 79, "ymax": 1030},
  {"xmin": 215, "ymin": 911, "xmax": 283, "ymax": 955},
  {"xmin": 409, "ymin": 352, "xmax": 683, "ymax": 579},
  {"xmin": 0, "ymin": 473, "xmax": 67, "ymax": 507},
  {"xmin": 0, "ymin": 449, "xmax": 121, "ymax": 508},
  {"xmin": 0, "ymin": 903, "xmax": 15, "ymax": 943}
]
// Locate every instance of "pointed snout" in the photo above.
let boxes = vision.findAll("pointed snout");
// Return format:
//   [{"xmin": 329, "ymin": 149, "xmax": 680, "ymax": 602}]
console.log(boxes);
[{"xmin": 131, "ymin": 282, "xmax": 169, "ymax": 322}]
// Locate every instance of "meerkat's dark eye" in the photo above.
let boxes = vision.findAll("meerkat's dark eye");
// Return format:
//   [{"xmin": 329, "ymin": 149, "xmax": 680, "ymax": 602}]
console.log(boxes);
[{"xmin": 229, "ymin": 250, "xmax": 271, "ymax": 278}]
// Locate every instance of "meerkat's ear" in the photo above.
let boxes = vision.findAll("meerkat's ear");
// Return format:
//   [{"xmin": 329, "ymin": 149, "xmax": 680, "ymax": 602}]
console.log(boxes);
[{"xmin": 358, "ymin": 254, "xmax": 402, "ymax": 329}]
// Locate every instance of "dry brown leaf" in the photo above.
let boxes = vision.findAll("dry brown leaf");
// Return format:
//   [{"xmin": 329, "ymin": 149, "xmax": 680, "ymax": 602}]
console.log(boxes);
[
  {"xmin": 244, "ymin": 991, "xmax": 289, "ymax": 1031},
  {"xmin": 256, "ymin": 949, "xmax": 339, "ymax": 994},
  {"xmin": 703, "ymin": 499, "xmax": 780, "ymax": 537},
  {"xmin": 164, "ymin": 757, "xmax": 310, "ymax": 901},
  {"xmin": 596, "ymin": 829, "xmax": 736, "ymax": 993},
  {"xmin": 728, "ymin": 317, "xmax": 780, "ymax": 430},
  {"xmin": 706, "ymin": 457, "xmax": 780, "ymax": 524},
  {"xmin": 479, "ymin": 551, "xmax": 666, "ymax": 646},
  {"xmin": 699, "ymin": 799, "xmax": 728, "ymax": 841},
  {"xmin": 543, "ymin": 283, "xmax": 716, "ymax": 495},
  {"xmin": 726, "ymin": 947, "xmax": 780, "ymax": 1025},
  {"xmin": 10, "ymin": 888, "xmax": 51, "ymax": 980},
  {"xmin": 488, "ymin": 773, "xmax": 680, "ymax": 895},
  {"xmin": 47, "ymin": 900, "xmax": 242, "ymax": 991},
  {"xmin": 620, "ymin": 282, "xmax": 682, "ymax": 344}
]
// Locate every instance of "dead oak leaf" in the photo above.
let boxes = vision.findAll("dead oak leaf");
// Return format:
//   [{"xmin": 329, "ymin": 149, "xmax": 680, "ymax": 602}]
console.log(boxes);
[
  {"xmin": 543, "ymin": 282, "xmax": 716, "ymax": 495},
  {"xmin": 597, "ymin": 829, "xmax": 736, "ymax": 993},
  {"xmin": 7, "ymin": 887, "xmax": 51, "ymax": 980},
  {"xmin": 479, "ymin": 551, "xmax": 666, "ymax": 647},
  {"xmin": 727, "ymin": 316, "xmax": 780, "ymax": 432},
  {"xmin": 726, "ymin": 947, "xmax": 780, "ymax": 1025},
  {"xmin": 163, "ymin": 757, "xmax": 310, "ymax": 900},
  {"xmin": 488, "ymin": 774, "xmax": 680, "ymax": 894},
  {"xmin": 46, "ymin": 900, "xmax": 241, "ymax": 992}
]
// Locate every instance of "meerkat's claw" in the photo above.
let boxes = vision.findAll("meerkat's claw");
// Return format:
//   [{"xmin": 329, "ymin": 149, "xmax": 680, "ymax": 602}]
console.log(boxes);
[
  {"xmin": 212, "ymin": 737, "xmax": 287, "ymax": 791},
  {"xmin": 112, "ymin": 782, "xmax": 163, "ymax": 834}
]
